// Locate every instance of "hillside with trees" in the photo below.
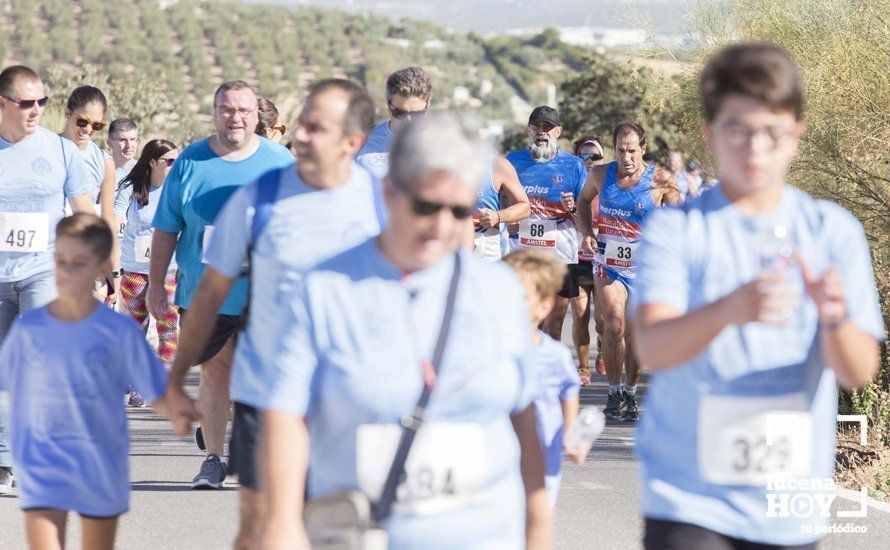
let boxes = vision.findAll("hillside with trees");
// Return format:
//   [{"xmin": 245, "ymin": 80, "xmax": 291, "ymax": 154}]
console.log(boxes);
[{"xmin": 0, "ymin": 0, "xmax": 595, "ymax": 145}]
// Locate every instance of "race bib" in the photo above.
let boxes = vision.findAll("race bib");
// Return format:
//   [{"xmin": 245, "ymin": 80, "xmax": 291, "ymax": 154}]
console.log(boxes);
[
  {"xmin": 201, "ymin": 226, "xmax": 216, "ymax": 264},
  {"xmin": 134, "ymin": 234, "xmax": 153, "ymax": 261},
  {"xmin": 603, "ymin": 240, "xmax": 638, "ymax": 268},
  {"xmin": 698, "ymin": 393, "xmax": 813, "ymax": 486},
  {"xmin": 356, "ymin": 423, "xmax": 488, "ymax": 516},
  {"xmin": 0, "ymin": 212, "xmax": 49, "ymax": 253},
  {"xmin": 518, "ymin": 218, "xmax": 557, "ymax": 248}
]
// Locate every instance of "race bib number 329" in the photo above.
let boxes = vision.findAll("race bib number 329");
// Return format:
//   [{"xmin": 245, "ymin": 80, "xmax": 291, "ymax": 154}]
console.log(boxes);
[{"xmin": 0, "ymin": 212, "xmax": 49, "ymax": 253}]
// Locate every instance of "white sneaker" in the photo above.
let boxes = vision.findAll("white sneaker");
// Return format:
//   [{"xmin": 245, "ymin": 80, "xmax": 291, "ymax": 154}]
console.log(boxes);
[{"xmin": 0, "ymin": 467, "xmax": 13, "ymax": 495}]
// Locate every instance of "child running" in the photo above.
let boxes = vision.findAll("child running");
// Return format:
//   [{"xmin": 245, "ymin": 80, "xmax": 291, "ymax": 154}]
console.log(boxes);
[
  {"xmin": 0, "ymin": 214, "xmax": 173, "ymax": 550},
  {"xmin": 504, "ymin": 249, "xmax": 585, "ymax": 506}
]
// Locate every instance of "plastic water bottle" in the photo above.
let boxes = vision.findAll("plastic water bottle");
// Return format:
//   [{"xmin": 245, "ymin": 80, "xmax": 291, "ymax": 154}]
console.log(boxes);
[
  {"xmin": 564, "ymin": 407, "xmax": 605, "ymax": 460},
  {"xmin": 758, "ymin": 222, "xmax": 796, "ymax": 320}
]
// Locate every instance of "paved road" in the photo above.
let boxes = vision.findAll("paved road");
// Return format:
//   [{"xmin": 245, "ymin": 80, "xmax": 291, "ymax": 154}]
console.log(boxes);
[{"xmin": 1, "ymin": 319, "xmax": 888, "ymax": 548}]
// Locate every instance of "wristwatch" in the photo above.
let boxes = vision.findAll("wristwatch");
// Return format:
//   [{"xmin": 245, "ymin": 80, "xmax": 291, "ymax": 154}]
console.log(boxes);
[{"xmin": 112, "ymin": 269, "xmax": 123, "ymax": 278}]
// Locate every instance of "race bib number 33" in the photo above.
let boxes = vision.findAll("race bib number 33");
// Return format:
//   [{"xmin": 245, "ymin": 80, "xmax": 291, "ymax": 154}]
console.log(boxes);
[
  {"xmin": 356, "ymin": 423, "xmax": 488, "ymax": 516},
  {"xmin": 0, "ymin": 212, "xmax": 49, "ymax": 253},
  {"xmin": 698, "ymin": 394, "xmax": 813, "ymax": 486},
  {"xmin": 603, "ymin": 240, "xmax": 638, "ymax": 268},
  {"xmin": 519, "ymin": 218, "xmax": 557, "ymax": 248}
]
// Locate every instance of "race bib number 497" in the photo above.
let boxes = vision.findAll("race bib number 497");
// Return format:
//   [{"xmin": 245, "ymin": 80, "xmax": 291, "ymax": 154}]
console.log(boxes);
[{"xmin": 0, "ymin": 212, "xmax": 49, "ymax": 253}]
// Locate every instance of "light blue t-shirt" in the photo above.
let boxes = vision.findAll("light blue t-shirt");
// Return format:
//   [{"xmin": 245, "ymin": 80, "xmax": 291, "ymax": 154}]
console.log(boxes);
[
  {"xmin": 632, "ymin": 184, "xmax": 885, "ymax": 545},
  {"xmin": 205, "ymin": 163, "xmax": 386, "ymax": 408},
  {"xmin": 0, "ymin": 304, "xmax": 168, "ymax": 516},
  {"xmin": 355, "ymin": 121, "xmax": 394, "ymax": 179},
  {"xmin": 78, "ymin": 140, "xmax": 111, "ymax": 203},
  {"xmin": 151, "ymin": 137, "xmax": 293, "ymax": 314},
  {"xmin": 0, "ymin": 127, "xmax": 90, "ymax": 282},
  {"xmin": 532, "ymin": 331, "xmax": 581, "ymax": 480},
  {"xmin": 115, "ymin": 183, "xmax": 177, "ymax": 274},
  {"xmin": 268, "ymin": 243, "xmax": 538, "ymax": 549},
  {"xmin": 114, "ymin": 160, "xmax": 135, "ymax": 186}
]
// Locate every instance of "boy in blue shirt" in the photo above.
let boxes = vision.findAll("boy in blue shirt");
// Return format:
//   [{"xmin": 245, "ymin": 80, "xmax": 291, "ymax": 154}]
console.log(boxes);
[
  {"xmin": 504, "ymin": 249, "xmax": 585, "ymax": 506},
  {"xmin": 632, "ymin": 43, "xmax": 884, "ymax": 548},
  {"xmin": 0, "ymin": 214, "xmax": 173, "ymax": 549}
]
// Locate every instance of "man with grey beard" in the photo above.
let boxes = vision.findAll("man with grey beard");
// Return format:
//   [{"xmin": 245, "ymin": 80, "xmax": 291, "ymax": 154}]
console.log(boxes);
[{"xmin": 506, "ymin": 106, "xmax": 587, "ymax": 344}]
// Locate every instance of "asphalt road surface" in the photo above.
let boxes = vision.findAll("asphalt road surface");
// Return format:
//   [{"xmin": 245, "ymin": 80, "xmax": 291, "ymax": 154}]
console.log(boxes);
[{"xmin": 1, "ymin": 316, "xmax": 887, "ymax": 548}]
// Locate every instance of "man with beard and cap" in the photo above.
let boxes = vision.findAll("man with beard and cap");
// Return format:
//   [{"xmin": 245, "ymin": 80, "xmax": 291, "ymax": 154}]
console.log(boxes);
[
  {"xmin": 506, "ymin": 106, "xmax": 587, "ymax": 343},
  {"xmin": 577, "ymin": 122, "xmax": 680, "ymax": 422}
]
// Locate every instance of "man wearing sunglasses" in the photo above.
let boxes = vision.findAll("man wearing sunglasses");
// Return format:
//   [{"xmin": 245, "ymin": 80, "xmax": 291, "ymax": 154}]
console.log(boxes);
[
  {"xmin": 148, "ymin": 80, "xmax": 293, "ymax": 494},
  {"xmin": 161, "ymin": 79, "xmax": 385, "ymax": 549},
  {"xmin": 506, "ymin": 106, "xmax": 588, "ymax": 344},
  {"xmin": 355, "ymin": 66, "xmax": 432, "ymax": 179},
  {"xmin": 0, "ymin": 65, "xmax": 94, "ymax": 495}
]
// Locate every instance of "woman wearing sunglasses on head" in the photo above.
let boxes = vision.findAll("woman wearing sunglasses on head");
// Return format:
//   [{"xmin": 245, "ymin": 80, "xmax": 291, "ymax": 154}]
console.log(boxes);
[
  {"xmin": 113, "ymin": 139, "xmax": 181, "ymax": 407},
  {"xmin": 59, "ymin": 85, "xmax": 119, "ymax": 304},
  {"xmin": 256, "ymin": 96, "xmax": 287, "ymax": 143}
]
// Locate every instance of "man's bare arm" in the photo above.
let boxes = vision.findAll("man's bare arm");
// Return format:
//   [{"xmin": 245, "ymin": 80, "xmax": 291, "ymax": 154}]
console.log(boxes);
[{"xmin": 652, "ymin": 169, "xmax": 681, "ymax": 207}]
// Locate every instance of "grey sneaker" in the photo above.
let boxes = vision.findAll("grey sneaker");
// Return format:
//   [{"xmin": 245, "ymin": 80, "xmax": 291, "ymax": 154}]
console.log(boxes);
[
  {"xmin": 603, "ymin": 390, "xmax": 626, "ymax": 420},
  {"xmin": 0, "ymin": 467, "xmax": 13, "ymax": 495},
  {"xmin": 623, "ymin": 392, "xmax": 640, "ymax": 422},
  {"xmin": 191, "ymin": 454, "xmax": 227, "ymax": 490}
]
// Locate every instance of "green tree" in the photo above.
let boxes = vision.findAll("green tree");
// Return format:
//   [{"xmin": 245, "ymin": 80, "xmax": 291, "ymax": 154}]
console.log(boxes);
[{"xmin": 559, "ymin": 54, "xmax": 683, "ymax": 157}]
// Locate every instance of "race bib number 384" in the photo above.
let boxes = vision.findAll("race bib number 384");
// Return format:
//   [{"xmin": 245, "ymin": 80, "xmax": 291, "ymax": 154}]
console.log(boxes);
[
  {"xmin": 0, "ymin": 212, "xmax": 49, "ymax": 253},
  {"xmin": 356, "ymin": 423, "xmax": 488, "ymax": 516},
  {"xmin": 698, "ymin": 394, "xmax": 813, "ymax": 486}
]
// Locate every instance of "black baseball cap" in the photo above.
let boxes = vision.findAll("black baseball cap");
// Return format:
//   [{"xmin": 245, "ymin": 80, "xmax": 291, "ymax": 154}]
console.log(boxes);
[{"xmin": 528, "ymin": 106, "xmax": 560, "ymax": 127}]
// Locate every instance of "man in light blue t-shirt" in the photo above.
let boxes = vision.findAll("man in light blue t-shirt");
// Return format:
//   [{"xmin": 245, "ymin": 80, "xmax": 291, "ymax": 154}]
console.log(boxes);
[
  {"xmin": 0, "ymin": 65, "xmax": 94, "ymax": 495},
  {"xmin": 355, "ymin": 66, "xmax": 432, "ymax": 179},
  {"xmin": 148, "ymin": 80, "xmax": 293, "ymax": 491},
  {"xmin": 262, "ymin": 113, "xmax": 551, "ymax": 550},
  {"xmin": 632, "ymin": 43, "xmax": 885, "ymax": 548},
  {"xmin": 163, "ymin": 79, "xmax": 384, "ymax": 548}
]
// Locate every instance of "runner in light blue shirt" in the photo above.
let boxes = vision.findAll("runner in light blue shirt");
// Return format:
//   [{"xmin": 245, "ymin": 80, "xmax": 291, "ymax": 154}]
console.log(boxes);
[
  {"xmin": 162, "ymin": 80, "xmax": 382, "ymax": 547},
  {"xmin": 261, "ymin": 113, "xmax": 551, "ymax": 550},
  {"xmin": 631, "ymin": 43, "xmax": 885, "ymax": 548},
  {"xmin": 355, "ymin": 66, "xmax": 432, "ymax": 179}
]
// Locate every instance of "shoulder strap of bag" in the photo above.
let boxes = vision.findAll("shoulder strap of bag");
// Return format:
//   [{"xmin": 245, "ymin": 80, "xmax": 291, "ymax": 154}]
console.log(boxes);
[{"xmin": 373, "ymin": 252, "xmax": 462, "ymax": 523}]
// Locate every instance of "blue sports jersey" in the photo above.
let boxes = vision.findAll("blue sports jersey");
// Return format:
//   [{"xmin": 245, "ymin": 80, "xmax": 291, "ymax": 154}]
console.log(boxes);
[
  {"xmin": 151, "ymin": 137, "xmax": 293, "ymax": 315},
  {"xmin": 506, "ymin": 149, "xmax": 586, "ymax": 264},
  {"xmin": 355, "ymin": 121, "xmax": 393, "ymax": 179},
  {"xmin": 472, "ymin": 159, "xmax": 502, "ymax": 262},
  {"xmin": 632, "ymin": 184, "xmax": 885, "ymax": 545},
  {"xmin": 595, "ymin": 161, "xmax": 656, "ymax": 286}
]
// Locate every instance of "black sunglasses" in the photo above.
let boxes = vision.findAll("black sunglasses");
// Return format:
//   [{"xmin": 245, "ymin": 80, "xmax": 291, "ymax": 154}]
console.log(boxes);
[
  {"xmin": 1, "ymin": 94, "xmax": 49, "ymax": 109},
  {"xmin": 74, "ymin": 115, "xmax": 106, "ymax": 132},
  {"xmin": 157, "ymin": 157, "xmax": 176, "ymax": 167},
  {"xmin": 404, "ymin": 192, "xmax": 473, "ymax": 220},
  {"xmin": 389, "ymin": 105, "xmax": 428, "ymax": 120},
  {"xmin": 580, "ymin": 153, "xmax": 603, "ymax": 161}
]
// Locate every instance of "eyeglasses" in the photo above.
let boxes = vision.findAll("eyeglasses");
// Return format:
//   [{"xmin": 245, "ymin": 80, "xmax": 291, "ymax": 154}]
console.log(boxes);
[
  {"xmin": 216, "ymin": 106, "xmax": 258, "ymax": 119},
  {"xmin": 580, "ymin": 153, "xmax": 603, "ymax": 161},
  {"xmin": 716, "ymin": 122, "xmax": 797, "ymax": 149},
  {"xmin": 157, "ymin": 157, "xmax": 176, "ymax": 167},
  {"xmin": 0, "ymin": 94, "xmax": 49, "ymax": 109},
  {"xmin": 73, "ymin": 115, "xmax": 106, "ymax": 132},
  {"xmin": 271, "ymin": 124, "xmax": 287, "ymax": 134},
  {"xmin": 398, "ymin": 188, "xmax": 473, "ymax": 219},
  {"xmin": 389, "ymin": 104, "xmax": 428, "ymax": 120}
]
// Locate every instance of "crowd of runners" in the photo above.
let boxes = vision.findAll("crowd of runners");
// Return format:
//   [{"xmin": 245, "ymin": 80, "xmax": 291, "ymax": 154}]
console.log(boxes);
[{"xmin": 0, "ymin": 40, "xmax": 884, "ymax": 550}]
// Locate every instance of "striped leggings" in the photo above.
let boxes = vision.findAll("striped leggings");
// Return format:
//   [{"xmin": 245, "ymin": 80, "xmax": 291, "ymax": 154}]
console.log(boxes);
[{"xmin": 120, "ymin": 271, "xmax": 179, "ymax": 365}]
